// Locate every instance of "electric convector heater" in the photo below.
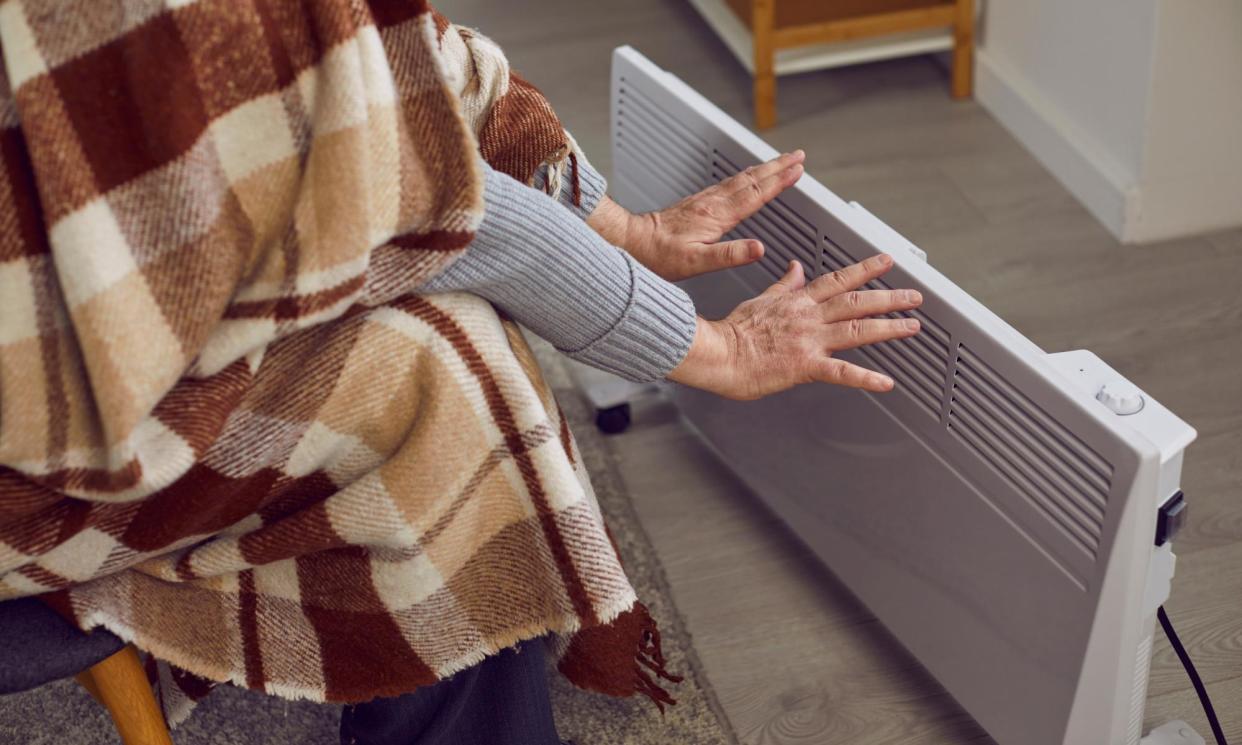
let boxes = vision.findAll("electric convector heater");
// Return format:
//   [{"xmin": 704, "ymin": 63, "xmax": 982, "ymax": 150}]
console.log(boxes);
[{"xmin": 609, "ymin": 47, "xmax": 1202, "ymax": 745}]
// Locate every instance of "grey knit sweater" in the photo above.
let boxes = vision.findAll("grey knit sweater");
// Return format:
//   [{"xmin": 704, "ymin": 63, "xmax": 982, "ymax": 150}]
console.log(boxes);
[{"xmin": 420, "ymin": 161, "xmax": 697, "ymax": 382}]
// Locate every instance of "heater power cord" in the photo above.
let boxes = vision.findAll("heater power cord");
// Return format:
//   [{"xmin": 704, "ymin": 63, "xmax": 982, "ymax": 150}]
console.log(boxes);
[{"xmin": 1158, "ymin": 605, "xmax": 1229, "ymax": 745}]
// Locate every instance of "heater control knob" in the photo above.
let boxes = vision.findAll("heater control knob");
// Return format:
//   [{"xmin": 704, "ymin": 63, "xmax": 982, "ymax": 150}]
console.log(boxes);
[{"xmin": 1097, "ymin": 381, "xmax": 1145, "ymax": 415}]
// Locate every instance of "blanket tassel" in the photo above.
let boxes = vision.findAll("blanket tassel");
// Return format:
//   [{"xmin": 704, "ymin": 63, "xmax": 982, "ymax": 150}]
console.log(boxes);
[{"xmin": 557, "ymin": 602, "xmax": 683, "ymax": 713}]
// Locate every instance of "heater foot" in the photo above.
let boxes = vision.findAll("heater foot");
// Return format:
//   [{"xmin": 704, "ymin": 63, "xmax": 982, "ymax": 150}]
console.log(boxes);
[
  {"xmin": 565, "ymin": 359, "xmax": 654, "ymax": 435},
  {"xmin": 1141, "ymin": 721, "xmax": 1206, "ymax": 745},
  {"xmin": 595, "ymin": 404, "xmax": 632, "ymax": 435}
]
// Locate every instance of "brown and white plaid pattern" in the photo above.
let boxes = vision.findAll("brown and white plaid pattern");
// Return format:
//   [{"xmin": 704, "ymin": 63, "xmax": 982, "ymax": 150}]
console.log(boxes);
[{"xmin": 0, "ymin": 0, "xmax": 676, "ymax": 724}]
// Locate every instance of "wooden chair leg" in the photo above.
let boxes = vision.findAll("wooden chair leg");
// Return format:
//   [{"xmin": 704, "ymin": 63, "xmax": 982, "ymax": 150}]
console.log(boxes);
[
  {"xmin": 752, "ymin": 0, "xmax": 777, "ymax": 129},
  {"xmin": 951, "ymin": 0, "xmax": 975, "ymax": 98},
  {"xmin": 75, "ymin": 646, "xmax": 173, "ymax": 745},
  {"xmin": 75, "ymin": 667, "xmax": 103, "ymax": 702}
]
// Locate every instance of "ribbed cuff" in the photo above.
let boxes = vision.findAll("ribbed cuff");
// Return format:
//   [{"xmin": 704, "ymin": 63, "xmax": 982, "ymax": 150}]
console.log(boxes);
[
  {"xmin": 530, "ymin": 154, "xmax": 608, "ymax": 221},
  {"xmin": 567, "ymin": 254, "xmax": 697, "ymax": 383}
]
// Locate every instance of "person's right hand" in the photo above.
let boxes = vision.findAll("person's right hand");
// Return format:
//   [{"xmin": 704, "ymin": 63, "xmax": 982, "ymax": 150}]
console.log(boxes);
[{"xmin": 667, "ymin": 254, "xmax": 923, "ymax": 400}]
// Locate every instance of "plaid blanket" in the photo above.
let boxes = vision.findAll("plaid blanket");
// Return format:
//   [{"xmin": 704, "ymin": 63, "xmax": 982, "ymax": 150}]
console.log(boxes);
[{"xmin": 0, "ymin": 0, "xmax": 676, "ymax": 725}]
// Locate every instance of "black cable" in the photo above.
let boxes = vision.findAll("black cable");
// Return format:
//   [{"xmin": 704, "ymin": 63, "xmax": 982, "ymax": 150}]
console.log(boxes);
[{"xmin": 1158, "ymin": 605, "xmax": 1229, "ymax": 745}]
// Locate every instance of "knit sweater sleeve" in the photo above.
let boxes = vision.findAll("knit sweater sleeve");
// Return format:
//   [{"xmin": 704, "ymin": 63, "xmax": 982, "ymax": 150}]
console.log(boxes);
[{"xmin": 418, "ymin": 162, "xmax": 696, "ymax": 383}]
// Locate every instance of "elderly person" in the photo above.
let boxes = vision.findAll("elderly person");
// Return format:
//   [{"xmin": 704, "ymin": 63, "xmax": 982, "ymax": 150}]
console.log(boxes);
[{"xmin": 0, "ymin": 2, "xmax": 920, "ymax": 744}]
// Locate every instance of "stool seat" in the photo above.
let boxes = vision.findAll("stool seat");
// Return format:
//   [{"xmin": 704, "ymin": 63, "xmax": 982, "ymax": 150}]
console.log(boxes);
[{"xmin": 0, "ymin": 597, "xmax": 124, "ymax": 695}]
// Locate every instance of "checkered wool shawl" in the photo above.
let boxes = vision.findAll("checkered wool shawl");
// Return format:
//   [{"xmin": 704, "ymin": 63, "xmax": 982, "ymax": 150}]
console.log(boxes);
[{"xmin": 0, "ymin": 0, "xmax": 677, "ymax": 725}]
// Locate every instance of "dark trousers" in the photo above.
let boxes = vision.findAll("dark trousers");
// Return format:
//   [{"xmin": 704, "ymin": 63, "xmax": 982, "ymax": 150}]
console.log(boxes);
[{"xmin": 340, "ymin": 640, "xmax": 561, "ymax": 745}]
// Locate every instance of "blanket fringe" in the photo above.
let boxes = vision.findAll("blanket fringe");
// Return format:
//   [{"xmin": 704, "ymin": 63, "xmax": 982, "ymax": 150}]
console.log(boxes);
[
  {"xmin": 557, "ymin": 601, "xmax": 683, "ymax": 713},
  {"xmin": 536, "ymin": 130, "xmax": 585, "ymax": 208},
  {"xmin": 568, "ymin": 151, "xmax": 581, "ymax": 207},
  {"xmin": 635, "ymin": 611, "xmax": 681, "ymax": 712}
]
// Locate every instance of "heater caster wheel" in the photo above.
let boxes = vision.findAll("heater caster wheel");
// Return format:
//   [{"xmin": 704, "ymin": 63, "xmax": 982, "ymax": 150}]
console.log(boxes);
[{"xmin": 594, "ymin": 404, "xmax": 631, "ymax": 435}]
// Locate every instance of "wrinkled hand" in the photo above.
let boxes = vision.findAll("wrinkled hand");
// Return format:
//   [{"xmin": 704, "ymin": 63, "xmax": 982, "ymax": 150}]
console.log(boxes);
[
  {"xmin": 668, "ymin": 254, "xmax": 924, "ymax": 400},
  {"xmin": 588, "ymin": 151, "xmax": 806, "ymax": 281}
]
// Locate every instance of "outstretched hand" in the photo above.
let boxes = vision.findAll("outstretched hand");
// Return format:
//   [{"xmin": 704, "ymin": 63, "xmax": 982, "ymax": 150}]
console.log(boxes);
[
  {"xmin": 588, "ymin": 151, "xmax": 806, "ymax": 281},
  {"xmin": 668, "ymin": 254, "xmax": 924, "ymax": 400}
]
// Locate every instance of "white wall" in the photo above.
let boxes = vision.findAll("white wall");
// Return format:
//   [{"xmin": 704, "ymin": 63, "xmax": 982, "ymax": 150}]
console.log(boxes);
[
  {"xmin": 975, "ymin": 0, "xmax": 1242, "ymax": 243},
  {"xmin": 1134, "ymin": 0, "xmax": 1242, "ymax": 241}
]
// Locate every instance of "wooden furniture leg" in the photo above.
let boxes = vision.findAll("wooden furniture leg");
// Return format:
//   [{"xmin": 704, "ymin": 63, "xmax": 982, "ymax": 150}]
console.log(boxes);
[
  {"xmin": 75, "ymin": 667, "xmax": 103, "ymax": 702},
  {"xmin": 75, "ymin": 646, "xmax": 173, "ymax": 745},
  {"xmin": 951, "ymin": 0, "xmax": 975, "ymax": 98},
  {"xmin": 752, "ymin": 0, "xmax": 777, "ymax": 129}
]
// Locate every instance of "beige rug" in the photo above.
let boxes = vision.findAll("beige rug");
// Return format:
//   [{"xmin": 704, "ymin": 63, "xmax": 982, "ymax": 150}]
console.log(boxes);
[{"xmin": 0, "ymin": 344, "xmax": 739, "ymax": 745}]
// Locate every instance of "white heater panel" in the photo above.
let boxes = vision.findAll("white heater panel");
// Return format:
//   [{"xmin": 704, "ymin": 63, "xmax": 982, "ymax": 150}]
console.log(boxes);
[{"xmin": 609, "ymin": 47, "xmax": 1196, "ymax": 745}]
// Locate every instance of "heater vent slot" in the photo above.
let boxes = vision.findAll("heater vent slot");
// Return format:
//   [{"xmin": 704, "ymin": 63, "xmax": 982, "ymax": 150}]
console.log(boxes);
[
  {"xmin": 822, "ymin": 238, "xmax": 950, "ymax": 418},
  {"xmin": 712, "ymin": 152, "xmax": 817, "ymax": 282},
  {"xmin": 948, "ymin": 345, "xmax": 1113, "ymax": 558},
  {"xmin": 616, "ymin": 80, "xmax": 708, "ymax": 200}
]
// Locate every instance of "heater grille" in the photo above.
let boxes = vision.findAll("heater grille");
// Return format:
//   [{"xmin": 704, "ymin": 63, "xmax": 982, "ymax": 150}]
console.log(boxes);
[
  {"xmin": 711, "ymin": 151, "xmax": 818, "ymax": 283},
  {"xmin": 821, "ymin": 238, "xmax": 951, "ymax": 418},
  {"xmin": 615, "ymin": 79, "xmax": 708, "ymax": 202},
  {"xmin": 948, "ymin": 345, "xmax": 1113, "ymax": 557}
]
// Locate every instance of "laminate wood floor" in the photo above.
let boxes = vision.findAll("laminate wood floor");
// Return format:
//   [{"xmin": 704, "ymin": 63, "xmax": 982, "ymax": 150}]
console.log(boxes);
[{"xmin": 443, "ymin": 2, "xmax": 1242, "ymax": 742}]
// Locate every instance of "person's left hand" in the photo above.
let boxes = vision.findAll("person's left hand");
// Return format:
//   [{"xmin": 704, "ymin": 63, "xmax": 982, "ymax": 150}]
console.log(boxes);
[{"xmin": 587, "ymin": 151, "xmax": 806, "ymax": 282}]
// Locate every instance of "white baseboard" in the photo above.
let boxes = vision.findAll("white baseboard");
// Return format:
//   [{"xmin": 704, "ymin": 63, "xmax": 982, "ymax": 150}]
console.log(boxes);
[
  {"xmin": 1126, "ymin": 170, "xmax": 1242, "ymax": 243},
  {"xmin": 975, "ymin": 50, "xmax": 1242, "ymax": 243},
  {"xmin": 975, "ymin": 49, "xmax": 1136, "ymax": 242}
]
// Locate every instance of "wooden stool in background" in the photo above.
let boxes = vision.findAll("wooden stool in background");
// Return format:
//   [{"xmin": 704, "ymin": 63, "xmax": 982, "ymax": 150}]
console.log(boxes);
[
  {"xmin": 76, "ymin": 645, "xmax": 174, "ymax": 745},
  {"xmin": 706, "ymin": 0, "xmax": 975, "ymax": 128}
]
